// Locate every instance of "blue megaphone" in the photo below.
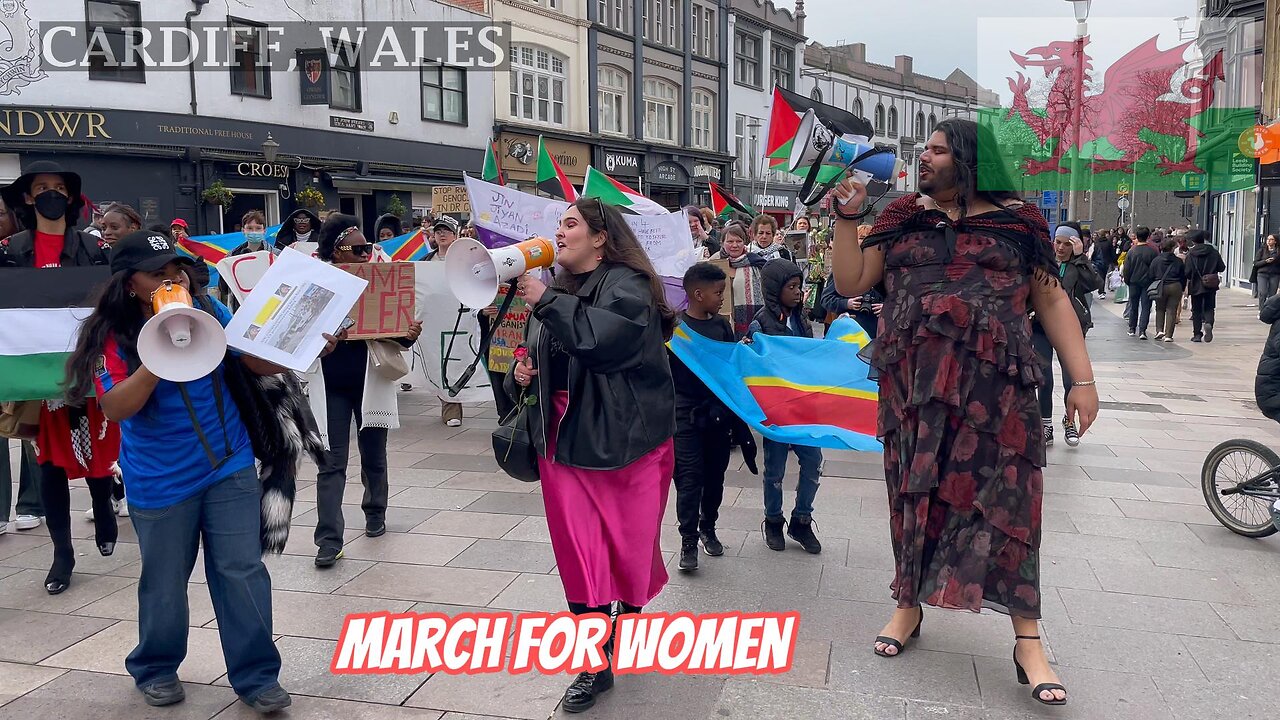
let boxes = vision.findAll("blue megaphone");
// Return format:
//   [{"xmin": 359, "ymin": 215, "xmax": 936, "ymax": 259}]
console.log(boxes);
[{"xmin": 788, "ymin": 109, "xmax": 903, "ymax": 206}]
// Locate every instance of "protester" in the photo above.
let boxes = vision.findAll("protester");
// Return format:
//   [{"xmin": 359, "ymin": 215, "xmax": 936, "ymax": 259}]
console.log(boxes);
[
  {"xmin": 1254, "ymin": 234, "xmax": 1280, "ymax": 310},
  {"xmin": 98, "ymin": 203, "xmax": 143, "ymax": 247},
  {"xmin": 169, "ymin": 218, "xmax": 189, "ymax": 242},
  {"xmin": 747, "ymin": 259, "xmax": 824, "ymax": 554},
  {"xmin": 1255, "ymin": 294, "xmax": 1280, "ymax": 422},
  {"xmin": 1033, "ymin": 223, "xmax": 1102, "ymax": 448},
  {"xmin": 62, "ymin": 229, "xmax": 296, "ymax": 713},
  {"xmin": 275, "ymin": 209, "xmax": 321, "ymax": 250},
  {"xmin": 684, "ymin": 205, "xmax": 715, "ymax": 259},
  {"xmin": 375, "ymin": 213, "xmax": 404, "ymax": 242},
  {"xmin": 1185, "ymin": 229, "xmax": 1225, "ymax": 343},
  {"xmin": 508, "ymin": 198, "xmax": 676, "ymax": 713},
  {"xmin": 0, "ymin": 161, "xmax": 119, "ymax": 595},
  {"xmin": 1122, "ymin": 226, "xmax": 1158, "ymax": 339},
  {"xmin": 699, "ymin": 206, "xmax": 718, "ymax": 249},
  {"xmin": 1092, "ymin": 230, "xmax": 1116, "ymax": 297},
  {"xmin": 710, "ymin": 221, "xmax": 767, "ymax": 338},
  {"xmin": 307, "ymin": 215, "xmax": 421, "ymax": 568},
  {"xmin": 429, "ymin": 215, "xmax": 466, "ymax": 425},
  {"xmin": 750, "ymin": 214, "xmax": 793, "ymax": 261},
  {"xmin": 0, "ymin": 194, "xmax": 40, "ymax": 537},
  {"xmin": 670, "ymin": 262, "xmax": 736, "ymax": 571},
  {"xmin": 830, "ymin": 119, "xmax": 1097, "ymax": 706},
  {"xmin": 226, "ymin": 210, "xmax": 271, "ymax": 258}
]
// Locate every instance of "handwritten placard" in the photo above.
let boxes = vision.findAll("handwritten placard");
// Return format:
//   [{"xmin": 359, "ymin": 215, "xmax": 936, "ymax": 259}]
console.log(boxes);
[
  {"xmin": 486, "ymin": 286, "xmax": 531, "ymax": 374},
  {"xmin": 465, "ymin": 174, "xmax": 566, "ymax": 247},
  {"xmin": 624, "ymin": 211, "xmax": 696, "ymax": 278},
  {"xmin": 338, "ymin": 262, "xmax": 417, "ymax": 339},
  {"xmin": 432, "ymin": 186, "xmax": 470, "ymax": 214},
  {"xmin": 215, "ymin": 251, "xmax": 274, "ymax": 304}
]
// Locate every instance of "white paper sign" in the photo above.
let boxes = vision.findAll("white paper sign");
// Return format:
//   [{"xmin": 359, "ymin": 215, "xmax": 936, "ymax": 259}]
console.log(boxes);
[
  {"xmin": 623, "ymin": 211, "xmax": 697, "ymax": 278},
  {"xmin": 411, "ymin": 261, "xmax": 492, "ymax": 405},
  {"xmin": 465, "ymin": 174, "xmax": 567, "ymax": 243},
  {"xmin": 215, "ymin": 251, "xmax": 273, "ymax": 304},
  {"xmin": 226, "ymin": 248, "xmax": 368, "ymax": 372},
  {"xmin": 289, "ymin": 241, "xmax": 320, "ymax": 258}
]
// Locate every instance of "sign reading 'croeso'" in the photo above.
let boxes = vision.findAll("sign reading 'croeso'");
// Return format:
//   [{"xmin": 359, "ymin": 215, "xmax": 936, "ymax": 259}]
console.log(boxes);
[{"xmin": 236, "ymin": 162, "xmax": 292, "ymax": 178}]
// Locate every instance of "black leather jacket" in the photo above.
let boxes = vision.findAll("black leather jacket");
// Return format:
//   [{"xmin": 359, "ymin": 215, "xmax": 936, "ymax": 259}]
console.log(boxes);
[
  {"xmin": 506, "ymin": 263, "xmax": 676, "ymax": 470},
  {"xmin": 0, "ymin": 228, "xmax": 109, "ymax": 268}
]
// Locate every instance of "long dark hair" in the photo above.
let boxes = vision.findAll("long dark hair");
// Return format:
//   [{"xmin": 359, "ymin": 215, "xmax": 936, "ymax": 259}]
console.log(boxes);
[
  {"xmin": 557, "ymin": 198, "xmax": 678, "ymax": 339},
  {"xmin": 317, "ymin": 213, "xmax": 361, "ymax": 261},
  {"xmin": 63, "ymin": 270, "xmax": 146, "ymax": 404}
]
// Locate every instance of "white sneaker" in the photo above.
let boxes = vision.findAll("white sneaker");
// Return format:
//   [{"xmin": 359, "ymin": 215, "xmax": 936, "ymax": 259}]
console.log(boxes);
[
  {"xmin": 446, "ymin": 418, "xmax": 462, "ymax": 427},
  {"xmin": 117, "ymin": 497, "xmax": 129, "ymax": 518},
  {"xmin": 14, "ymin": 515, "xmax": 40, "ymax": 530}
]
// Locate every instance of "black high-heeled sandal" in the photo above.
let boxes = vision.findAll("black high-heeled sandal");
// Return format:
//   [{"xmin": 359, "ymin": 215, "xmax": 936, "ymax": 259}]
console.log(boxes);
[
  {"xmin": 45, "ymin": 554, "xmax": 74, "ymax": 595},
  {"xmin": 1013, "ymin": 635, "xmax": 1067, "ymax": 706},
  {"xmin": 873, "ymin": 607, "xmax": 923, "ymax": 658}
]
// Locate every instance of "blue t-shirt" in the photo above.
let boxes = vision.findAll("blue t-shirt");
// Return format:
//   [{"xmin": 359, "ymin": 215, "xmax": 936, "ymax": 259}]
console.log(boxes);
[{"xmin": 95, "ymin": 299, "xmax": 254, "ymax": 509}]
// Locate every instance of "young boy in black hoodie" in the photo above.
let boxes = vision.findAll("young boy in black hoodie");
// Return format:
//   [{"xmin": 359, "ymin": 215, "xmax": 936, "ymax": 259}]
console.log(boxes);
[
  {"xmin": 747, "ymin": 259, "xmax": 823, "ymax": 554},
  {"xmin": 670, "ymin": 263, "xmax": 737, "ymax": 571}
]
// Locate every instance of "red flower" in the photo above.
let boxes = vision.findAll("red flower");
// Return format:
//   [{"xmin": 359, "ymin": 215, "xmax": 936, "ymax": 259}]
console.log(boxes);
[
  {"xmin": 513, "ymin": 346, "xmax": 528, "ymax": 362},
  {"xmin": 1014, "ymin": 584, "xmax": 1039, "ymax": 607},
  {"xmin": 944, "ymin": 471, "xmax": 978, "ymax": 508},
  {"xmin": 952, "ymin": 429, "xmax": 979, "ymax": 462},
  {"xmin": 961, "ymin": 582, "xmax": 985, "ymax": 608}
]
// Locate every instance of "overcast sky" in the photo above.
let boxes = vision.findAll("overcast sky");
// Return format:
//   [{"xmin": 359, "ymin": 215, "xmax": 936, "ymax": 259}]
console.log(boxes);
[{"xmin": 800, "ymin": 0, "xmax": 1202, "ymax": 96}]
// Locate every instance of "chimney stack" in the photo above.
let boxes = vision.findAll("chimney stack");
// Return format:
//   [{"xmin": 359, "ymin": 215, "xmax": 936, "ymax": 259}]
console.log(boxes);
[
  {"xmin": 895, "ymin": 55, "xmax": 913, "ymax": 77},
  {"xmin": 849, "ymin": 43, "xmax": 866, "ymax": 63}
]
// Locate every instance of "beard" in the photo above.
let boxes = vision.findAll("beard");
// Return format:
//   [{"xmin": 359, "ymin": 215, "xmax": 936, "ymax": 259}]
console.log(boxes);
[{"xmin": 919, "ymin": 164, "xmax": 958, "ymax": 197}]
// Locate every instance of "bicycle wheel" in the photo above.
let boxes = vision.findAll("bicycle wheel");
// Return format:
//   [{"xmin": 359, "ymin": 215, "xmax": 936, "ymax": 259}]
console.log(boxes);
[{"xmin": 1201, "ymin": 439, "xmax": 1280, "ymax": 538}]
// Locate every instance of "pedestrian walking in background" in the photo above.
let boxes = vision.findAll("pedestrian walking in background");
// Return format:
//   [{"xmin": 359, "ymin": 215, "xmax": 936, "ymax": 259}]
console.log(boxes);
[
  {"xmin": 1122, "ymin": 226, "xmax": 1159, "ymax": 339},
  {"xmin": 1185, "ymin": 229, "xmax": 1225, "ymax": 343},
  {"xmin": 1150, "ymin": 238, "xmax": 1188, "ymax": 343},
  {"xmin": 1254, "ymin": 234, "xmax": 1280, "ymax": 310}
]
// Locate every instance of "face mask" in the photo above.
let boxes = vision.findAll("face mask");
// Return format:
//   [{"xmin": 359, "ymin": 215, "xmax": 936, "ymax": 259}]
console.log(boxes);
[
  {"xmin": 33, "ymin": 190, "xmax": 68, "ymax": 221},
  {"xmin": 246, "ymin": 231, "xmax": 266, "ymax": 248}
]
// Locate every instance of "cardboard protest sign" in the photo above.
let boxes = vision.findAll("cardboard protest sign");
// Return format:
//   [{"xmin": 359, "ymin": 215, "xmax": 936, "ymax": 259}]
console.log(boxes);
[
  {"xmin": 337, "ymin": 262, "xmax": 417, "ymax": 340},
  {"xmin": 410, "ymin": 261, "xmax": 491, "ymax": 404},
  {"xmin": 432, "ymin": 186, "xmax": 471, "ymax": 214},
  {"xmin": 486, "ymin": 285, "xmax": 530, "ymax": 375},
  {"xmin": 215, "ymin": 251, "xmax": 274, "ymax": 304}
]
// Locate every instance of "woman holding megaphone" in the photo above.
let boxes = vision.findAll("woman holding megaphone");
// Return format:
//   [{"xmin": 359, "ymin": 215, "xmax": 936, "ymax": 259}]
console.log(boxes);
[
  {"xmin": 828, "ymin": 119, "xmax": 1098, "ymax": 706},
  {"xmin": 508, "ymin": 198, "xmax": 677, "ymax": 713},
  {"xmin": 62, "ymin": 229, "xmax": 306, "ymax": 712}
]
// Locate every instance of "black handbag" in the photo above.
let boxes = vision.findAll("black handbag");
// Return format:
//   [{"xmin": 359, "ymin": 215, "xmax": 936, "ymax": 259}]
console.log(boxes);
[{"xmin": 492, "ymin": 390, "xmax": 540, "ymax": 483}]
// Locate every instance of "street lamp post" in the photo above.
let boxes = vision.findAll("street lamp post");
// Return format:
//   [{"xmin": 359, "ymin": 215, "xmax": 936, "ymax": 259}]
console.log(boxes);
[{"xmin": 1064, "ymin": 0, "xmax": 1091, "ymax": 223}]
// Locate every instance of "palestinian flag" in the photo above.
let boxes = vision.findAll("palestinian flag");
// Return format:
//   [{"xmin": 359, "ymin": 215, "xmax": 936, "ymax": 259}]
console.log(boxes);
[
  {"xmin": 482, "ymin": 138, "xmax": 506, "ymax": 186},
  {"xmin": 536, "ymin": 136, "xmax": 578, "ymax": 201},
  {"xmin": 0, "ymin": 267, "xmax": 110, "ymax": 402},
  {"xmin": 581, "ymin": 166, "xmax": 668, "ymax": 215},
  {"xmin": 765, "ymin": 86, "xmax": 875, "ymax": 176},
  {"xmin": 709, "ymin": 182, "xmax": 755, "ymax": 219}
]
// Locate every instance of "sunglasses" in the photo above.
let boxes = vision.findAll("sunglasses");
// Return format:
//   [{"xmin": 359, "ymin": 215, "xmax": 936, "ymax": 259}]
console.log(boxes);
[{"xmin": 338, "ymin": 244, "xmax": 373, "ymax": 256}]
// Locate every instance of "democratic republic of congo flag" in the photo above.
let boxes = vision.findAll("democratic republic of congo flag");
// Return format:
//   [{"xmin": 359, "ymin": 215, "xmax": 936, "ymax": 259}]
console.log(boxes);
[
  {"xmin": 581, "ymin": 166, "xmax": 667, "ymax": 215},
  {"xmin": 709, "ymin": 181, "xmax": 755, "ymax": 219},
  {"xmin": 536, "ymin": 136, "xmax": 578, "ymax": 201},
  {"xmin": 482, "ymin": 138, "xmax": 506, "ymax": 186},
  {"xmin": 667, "ymin": 316, "xmax": 881, "ymax": 451},
  {"xmin": 378, "ymin": 228, "xmax": 432, "ymax": 262},
  {"xmin": 0, "ymin": 267, "xmax": 110, "ymax": 402}
]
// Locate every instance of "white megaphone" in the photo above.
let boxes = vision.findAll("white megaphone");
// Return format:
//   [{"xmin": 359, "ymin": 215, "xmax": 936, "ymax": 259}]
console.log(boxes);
[
  {"xmin": 137, "ymin": 280, "xmax": 228, "ymax": 382},
  {"xmin": 789, "ymin": 108, "xmax": 905, "ymax": 205},
  {"xmin": 445, "ymin": 236, "xmax": 558, "ymax": 309}
]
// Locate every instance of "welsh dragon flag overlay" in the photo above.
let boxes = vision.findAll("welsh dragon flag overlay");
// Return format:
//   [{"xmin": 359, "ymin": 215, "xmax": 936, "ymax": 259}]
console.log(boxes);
[{"xmin": 979, "ymin": 31, "xmax": 1256, "ymax": 193}]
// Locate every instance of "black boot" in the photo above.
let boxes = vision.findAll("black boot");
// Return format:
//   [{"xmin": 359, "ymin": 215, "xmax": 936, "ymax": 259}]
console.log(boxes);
[
  {"xmin": 762, "ymin": 517, "xmax": 786, "ymax": 551},
  {"xmin": 678, "ymin": 538, "xmax": 699, "ymax": 571},
  {"xmin": 563, "ymin": 602, "xmax": 615, "ymax": 713},
  {"xmin": 787, "ymin": 515, "xmax": 822, "ymax": 554}
]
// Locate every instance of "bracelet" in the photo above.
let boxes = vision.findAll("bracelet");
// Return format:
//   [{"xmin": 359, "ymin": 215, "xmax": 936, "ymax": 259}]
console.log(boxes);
[
  {"xmin": 1072, "ymin": 380, "xmax": 1096, "ymax": 387},
  {"xmin": 833, "ymin": 204, "xmax": 870, "ymax": 222}
]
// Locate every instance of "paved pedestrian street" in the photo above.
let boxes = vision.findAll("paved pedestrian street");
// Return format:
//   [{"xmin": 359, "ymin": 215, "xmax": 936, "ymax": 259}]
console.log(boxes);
[{"xmin": 2, "ymin": 293, "xmax": 1278, "ymax": 720}]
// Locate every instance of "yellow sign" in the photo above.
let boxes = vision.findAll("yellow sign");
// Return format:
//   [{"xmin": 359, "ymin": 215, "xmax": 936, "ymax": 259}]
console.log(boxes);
[
  {"xmin": 432, "ymin": 186, "xmax": 470, "ymax": 214},
  {"xmin": 1117, "ymin": 181, "xmax": 1130, "ymax": 196}
]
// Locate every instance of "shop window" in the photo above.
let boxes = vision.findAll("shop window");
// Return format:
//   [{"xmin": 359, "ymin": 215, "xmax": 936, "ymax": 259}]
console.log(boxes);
[
  {"xmin": 85, "ymin": 0, "xmax": 145, "ymax": 83},
  {"xmin": 421, "ymin": 62, "xmax": 467, "ymax": 124},
  {"xmin": 229, "ymin": 18, "xmax": 271, "ymax": 98}
]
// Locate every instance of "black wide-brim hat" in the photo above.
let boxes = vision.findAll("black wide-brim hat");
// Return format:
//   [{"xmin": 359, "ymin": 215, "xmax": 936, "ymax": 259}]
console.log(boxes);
[{"xmin": 0, "ymin": 160, "xmax": 85, "ymax": 222}]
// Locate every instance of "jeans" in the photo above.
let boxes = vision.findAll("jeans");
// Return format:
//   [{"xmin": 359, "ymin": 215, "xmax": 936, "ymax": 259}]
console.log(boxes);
[
  {"xmin": 1031, "ymin": 325, "xmax": 1076, "ymax": 422},
  {"xmin": 1127, "ymin": 283, "xmax": 1153, "ymax": 334},
  {"xmin": 1154, "ymin": 282, "xmax": 1183, "ymax": 338},
  {"xmin": 127, "ymin": 467, "xmax": 281, "ymax": 701},
  {"xmin": 0, "ymin": 440, "xmax": 41, "ymax": 521},
  {"xmin": 315, "ymin": 384, "xmax": 389, "ymax": 551},
  {"xmin": 1191, "ymin": 292, "xmax": 1218, "ymax": 337},
  {"xmin": 1259, "ymin": 273, "xmax": 1280, "ymax": 309},
  {"xmin": 762, "ymin": 438, "xmax": 822, "ymax": 520},
  {"xmin": 672, "ymin": 411, "xmax": 732, "ymax": 541}
]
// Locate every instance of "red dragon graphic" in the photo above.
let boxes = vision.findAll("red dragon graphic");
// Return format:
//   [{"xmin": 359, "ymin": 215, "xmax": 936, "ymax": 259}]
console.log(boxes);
[{"xmin": 1005, "ymin": 36, "xmax": 1226, "ymax": 176}]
